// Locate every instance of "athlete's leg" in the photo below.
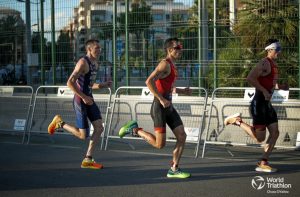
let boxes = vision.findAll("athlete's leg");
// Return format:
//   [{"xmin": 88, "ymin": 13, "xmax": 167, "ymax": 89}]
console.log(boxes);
[
  {"xmin": 62, "ymin": 124, "xmax": 86, "ymax": 139},
  {"xmin": 135, "ymin": 128, "xmax": 166, "ymax": 149},
  {"xmin": 48, "ymin": 115, "xmax": 87, "ymax": 139},
  {"xmin": 171, "ymin": 125, "xmax": 186, "ymax": 168},
  {"xmin": 85, "ymin": 119, "xmax": 104, "ymax": 157},
  {"xmin": 225, "ymin": 114, "xmax": 266, "ymax": 142},
  {"xmin": 239, "ymin": 122, "xmax": 266, "ymax": 143},
  {"xmin": 262, "ymin": 122, "xmax": 279, "ymax": 160}
]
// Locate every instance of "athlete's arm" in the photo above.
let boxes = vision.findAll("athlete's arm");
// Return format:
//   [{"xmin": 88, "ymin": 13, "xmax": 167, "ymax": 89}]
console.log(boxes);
[
  {"xmin": 67, "ymin": 59, "xmax": 93, "ymax": 105},
  {"xmin": 92, "ymin": 81, "xmax": 113, "ymax": 89},
  {"xmin": 145, "ymin": 60, "xmax": 170, "ymax": 108},
  {"xmin": 175, "ymin": 86, "xmax": 192, "ymax": 95},
  {"xmin": 247, "ymin": 58, "xmax": 272, "ymax": 100}
]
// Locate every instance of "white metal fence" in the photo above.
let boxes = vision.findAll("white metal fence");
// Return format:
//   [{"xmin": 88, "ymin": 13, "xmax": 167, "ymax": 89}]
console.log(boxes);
[
  {"xmin": 0, "ymin": 86, "xmax": 33, "ymax": 143},
  {"xmin": 202, "ymin": 87, "xmax": 300, "ymax": 158},
  {"xmin": 26, "ymin": 86, "xmax": 112, "ymax": 145},
  {"xmin": 104, "ymin": 86, "xmax": 208, "ymax": 158}
]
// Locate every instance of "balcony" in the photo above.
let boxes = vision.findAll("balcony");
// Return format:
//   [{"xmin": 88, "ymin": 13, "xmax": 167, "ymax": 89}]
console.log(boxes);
[
  {"xmin": 78, "ymin": 25, "xmax": 86, "ymax": 34},
  {"xmin": 78, "ymin": 6, "xmax": 85, "ymax": 14},
  {"xmin": 79, "ymin": 15, "xmax": 85, "ymax": 23}
]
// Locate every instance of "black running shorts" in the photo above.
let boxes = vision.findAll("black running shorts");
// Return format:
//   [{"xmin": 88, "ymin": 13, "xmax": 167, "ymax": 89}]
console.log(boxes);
[
  {"xmin": 250, "ymin": 91, "xmax": 278, "ymax": 128},
  {"xmin": 150, "ymin": 98, "xmax": 183, "ymax": 133}
]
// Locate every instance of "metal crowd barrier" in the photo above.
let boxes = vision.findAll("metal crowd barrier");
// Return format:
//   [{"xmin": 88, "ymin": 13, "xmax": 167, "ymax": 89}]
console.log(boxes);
[
  {"xmin": 0, "ymin": 86, "xmax": 33, "ymax": 143},
  {"xmin": 27, "ymin": 86, "xmax": 112, "ymax": 146},
  {"xmin": 202, "ymin": 87, "xmax": 300, "ymax": 158},
  {"xmin": 104, "ymin": 86, "xmax": 208, "ymax": 158}
]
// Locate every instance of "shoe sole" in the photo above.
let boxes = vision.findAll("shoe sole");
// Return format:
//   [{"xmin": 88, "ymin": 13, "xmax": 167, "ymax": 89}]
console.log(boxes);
[
  {"xmin": 48, "ymin": 115, "xmax": 61, "ymax": 135},
  {"xmin": 224, "ymin": 113, "xmax": 241, "ymax": 125},
  {"xmin": 167, "ymin": 174, "xmax": 191, "ymax": 178},
  {"xmin": 81, "ymin": 165, "xmax": 103, "ymax": 169},
  {"xmin": 255, "ymin": 167, "xmax": 277, "ymax": 173}
]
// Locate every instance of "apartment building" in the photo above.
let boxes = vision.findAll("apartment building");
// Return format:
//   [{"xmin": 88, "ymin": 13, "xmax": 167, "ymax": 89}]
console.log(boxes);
[{"xmin": 70, "ymin": 0, "xmax": 189, "ymax": 60}]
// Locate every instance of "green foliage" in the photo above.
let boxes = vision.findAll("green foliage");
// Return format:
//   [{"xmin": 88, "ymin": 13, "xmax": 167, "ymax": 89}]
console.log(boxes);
[
  {"xmin": 233, "ymin": 0, "xmax": 298, "ymax": 87},
  {"xmin": 0, "ymin": 15, "xmax": 25, "ymax": 65},
  {"xmin": 207, "ymin": 39, "xmax": 251, "ymax": 88},
  {"xmin": 234, "ymin": 0, "xmax": 298, "ymax": 52},
  {"xmin": 56, "ymin": 30, "xmax": 73, "ymax": 65},
  {"xmin": 118, "ymin": 0, "xmax": 153, "ymax": 57}
]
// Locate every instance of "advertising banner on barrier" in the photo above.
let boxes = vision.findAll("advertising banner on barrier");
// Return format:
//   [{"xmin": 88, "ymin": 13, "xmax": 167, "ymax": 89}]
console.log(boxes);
[
  {"xmin": 185, "ymin": 127, "xmax": 199, "ymax": 142},
  {"xmin": 13, "ymin": 119, "xmax": 26, "ymax": 131},
  {"xmin": 57, "ymin": 87, "xmax": 74, "ymax": 97},
  {"xmin": 244, "ymin": 89, "xmax": 289, "ymax": 102}
]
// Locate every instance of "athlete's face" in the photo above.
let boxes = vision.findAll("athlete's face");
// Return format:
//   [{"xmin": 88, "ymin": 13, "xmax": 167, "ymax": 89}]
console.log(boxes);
[
  {"xmin": 268, "ymin": 49, "xmax": 280, "ymax": 59},
  {"xmin": 168, "ymin": 41, "xmax": 182, "ymax": 59},
  {"xmin": 88, "ymin": 43, "xmax": 101, "ymax": 59}
]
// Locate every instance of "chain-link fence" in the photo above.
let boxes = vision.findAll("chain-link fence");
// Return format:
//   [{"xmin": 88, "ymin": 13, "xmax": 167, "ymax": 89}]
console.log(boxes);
[{"xmin": 0, "ymin": 0, "xmax": 299, "ymax": 92}]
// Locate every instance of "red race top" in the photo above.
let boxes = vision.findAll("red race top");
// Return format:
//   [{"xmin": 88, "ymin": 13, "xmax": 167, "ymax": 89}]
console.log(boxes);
[
  {"xmin": 155, "ymin": 58, "xmax": 177, "ymax": 100},
  {"xmin": 258, "ymin": 57, "xmax": 278, "ymax": 93}
]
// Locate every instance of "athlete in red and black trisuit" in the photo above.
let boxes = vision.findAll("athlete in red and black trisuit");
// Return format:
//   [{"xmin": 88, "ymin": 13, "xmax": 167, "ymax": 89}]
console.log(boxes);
[
  {"xmin": 132, "ymin": 38, "xmax": 192, "ymax": 178},
  {"xmin": 224, "ymin": 39, "xmax": 289, "ymax": 172}
]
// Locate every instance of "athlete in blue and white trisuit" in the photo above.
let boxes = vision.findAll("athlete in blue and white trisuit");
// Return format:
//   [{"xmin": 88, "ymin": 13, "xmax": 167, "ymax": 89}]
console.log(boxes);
[{"xmin": 48, "ymin": 39, "xmax": 112, "ymax": 169}]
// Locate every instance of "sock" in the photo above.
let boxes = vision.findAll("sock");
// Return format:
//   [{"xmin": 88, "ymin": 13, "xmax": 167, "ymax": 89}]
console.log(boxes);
[
  {"xmin": 85, "ymin": 155, "xmax": 93, "ymax": 160},
  {"xmin": 170, "ymin": 161, "xmax": 178, "ymax": 170},
  {"xmin": 60, "ymin": 121, "xmax": 65, "ymax": 128},
  {"xmin": 260, "ymin": 158, "xmax": 268, "ymax": 165}
]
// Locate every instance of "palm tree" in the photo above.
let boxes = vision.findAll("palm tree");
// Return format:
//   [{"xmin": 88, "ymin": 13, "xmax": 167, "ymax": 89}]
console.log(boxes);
[
  {"xmin": 234, "ymin": 0, "xmax": 297, "ymax": 53},
  {"xmin": 233, "ymin": 0, "xmax": 298, "ymax": 86}
]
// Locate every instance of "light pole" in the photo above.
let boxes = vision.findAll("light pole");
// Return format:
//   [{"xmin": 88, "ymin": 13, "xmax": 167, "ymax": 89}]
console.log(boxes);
[
  {"xmin": 16, "ymin": 0, "xmax": 41, "ymax": 85},
  {"xmin": 16, "ymin": 0, "xmax": 31, "ymax": 84}
]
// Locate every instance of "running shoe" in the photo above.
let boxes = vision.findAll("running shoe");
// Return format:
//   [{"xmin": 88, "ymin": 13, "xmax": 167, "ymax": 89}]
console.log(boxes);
[
  {"xmin": 48, "ymin": 115, "xmax": 64, "ymax": 135},
  {"xmin": 167, "ymin": 168, "xmax": 191, "ymax": 178},
  {"xmin": 224, "ymin": 113, "xmax": 241, "ymax": 126},
  {"xmin": 118, "ymin": 120, "xmax": 138, "ymax": 138},
  {"xmin": 81, "ymin": 158, "xmax": 104, "ymax": 169},
  {"xmin": 255, "ymin": 162, "xmax": 277, "ymax": 173}
]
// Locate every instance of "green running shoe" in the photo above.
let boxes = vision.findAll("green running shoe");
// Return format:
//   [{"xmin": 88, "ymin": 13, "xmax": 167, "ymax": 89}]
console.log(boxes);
[
  {"xmin": 118, "ymin": 120, "xmax": 138, "ymax": 138},
  {"xmin": 167, "ymin": 168, "xmax": 191, "ymax": 178}
]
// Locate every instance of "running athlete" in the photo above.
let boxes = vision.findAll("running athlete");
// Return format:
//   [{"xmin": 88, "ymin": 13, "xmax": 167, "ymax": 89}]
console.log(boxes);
[
  {"xmin": 119, "ymin": 37, "xmax": 192, "ymax": 178},
  {"xmin": 48, "ymin": 39, "xmax": 112, "ymax": 169},
  {"xmin": 224, "ymin": 39, "xmax": 289, "ymax": 172}
]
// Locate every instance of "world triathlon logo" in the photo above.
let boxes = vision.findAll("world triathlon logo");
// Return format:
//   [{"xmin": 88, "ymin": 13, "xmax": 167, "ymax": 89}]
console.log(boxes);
[{"xmin": 251, "ymin": 176, "xmax": 266, "ymax": 190}]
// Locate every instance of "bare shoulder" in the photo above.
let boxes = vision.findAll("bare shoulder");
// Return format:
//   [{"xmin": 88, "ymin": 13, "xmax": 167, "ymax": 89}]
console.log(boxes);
[
  {"xmin": 257, "ymin": 58, "xmax": 271, "ymax": 75},
  {"xmin": 75, "ymin": 58, "xmax": 89, "ymax": 74}
]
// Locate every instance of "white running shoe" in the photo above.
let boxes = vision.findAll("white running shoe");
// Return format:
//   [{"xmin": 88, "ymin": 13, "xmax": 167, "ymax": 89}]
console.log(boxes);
[{"xmin": 224, "ymin": 113, "xmax": 241, "ymax": 126}]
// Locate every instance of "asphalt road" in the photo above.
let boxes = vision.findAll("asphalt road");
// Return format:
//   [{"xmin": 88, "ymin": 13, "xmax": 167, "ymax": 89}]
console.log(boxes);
[{"xmin": 0, "ymin": 133, "xmax": 299, "ymax": 197}]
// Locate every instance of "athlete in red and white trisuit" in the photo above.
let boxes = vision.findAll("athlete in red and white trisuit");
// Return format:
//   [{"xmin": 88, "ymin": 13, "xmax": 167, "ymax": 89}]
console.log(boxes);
[
  {"xmin": 119, "ymin": 38, "xmax": 192, "ymax": 178},
  {"xmin": 224, "ymin": 39, "xmax": 289, "ymax": 173}
]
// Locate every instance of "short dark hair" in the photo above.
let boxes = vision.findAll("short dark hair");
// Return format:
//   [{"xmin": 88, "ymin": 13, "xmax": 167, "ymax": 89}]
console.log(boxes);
[
  {"xmin": 265, "ymin": 38, "xmax": 279, "ymax": 46},
  {"xmin": 85, "ymin": 39, "xmax": 99, "ymax": 50},
  {"xmin": 164, "ymin": 37, "xmax": 179, "ymax": 50}
]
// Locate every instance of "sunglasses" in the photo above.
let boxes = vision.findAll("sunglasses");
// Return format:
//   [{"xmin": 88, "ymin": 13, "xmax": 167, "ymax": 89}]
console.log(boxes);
[{"xmin": 173, "ymin": 44, "xmax": 183, "ymax": 50}]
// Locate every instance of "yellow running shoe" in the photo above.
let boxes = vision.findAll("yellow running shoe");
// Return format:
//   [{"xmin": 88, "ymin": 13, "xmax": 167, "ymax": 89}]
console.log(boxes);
[
  {"xmin": 81, "ymin": 158, "xmax": 104, "ymax": 169},
  {"xmin": 48, "ymin": 115, "xmax": 64, "ymax": 135},
  {"xmin": 255, "ymin": 162, "xmax": 277, "ymax": 173}
]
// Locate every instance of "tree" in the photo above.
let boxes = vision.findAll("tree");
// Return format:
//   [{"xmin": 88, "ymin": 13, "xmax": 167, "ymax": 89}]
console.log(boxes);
[
  {"xmin": 118, "ymin": 0, "xmax": 153, "ymax": 57},
  {"xmin": 233, "ymin": 0, "xmax": 298, "ymax": 87},
  {"xmin": 56, "ymin": 30, "xmax": 73, "ymax": 65},
  {"xmin": 0, "ymin": 15, "xmax": 25, "ymax": 66},
  {"xmin": 234, "ymin": 0, "xmax": 297, "ymax": 53}
]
